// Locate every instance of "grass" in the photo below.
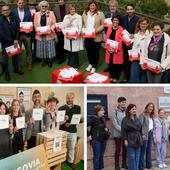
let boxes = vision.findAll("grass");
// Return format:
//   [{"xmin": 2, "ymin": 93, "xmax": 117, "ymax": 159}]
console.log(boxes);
[
  {"xmin": 0, "ymin": 48, "xmax": 107, "ymax": 83},
  {"xmin": 61, "ymin": 160, "xmax": 84, "ymax": 170}
]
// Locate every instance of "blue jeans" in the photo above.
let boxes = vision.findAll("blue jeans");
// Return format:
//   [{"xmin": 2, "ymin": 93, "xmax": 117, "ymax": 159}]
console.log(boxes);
[
  {"xmin": 139, "ymin": 131, "xmax": 153, "ymax": 170},
  {"xmin": 91, "ymin": 140, "xmax": 107, "ymax": 170},
  {"xmin": 130, "ymin": 61, "xmax": 147, "ymax": 83},
  {"xmin": 127, "ymin": 146, "xmax": 141, "ymax": 170}
]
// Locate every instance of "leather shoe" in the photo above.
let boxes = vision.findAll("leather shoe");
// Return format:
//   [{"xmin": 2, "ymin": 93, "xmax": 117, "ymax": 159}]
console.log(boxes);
[
  {"xmin": 57, "ymin": 59, "xmax": 65, "ymax": 64},
  {"xmin": 14, "ymin": 70, "xmax": 24, "ymax": 75},
  {"xmin": 42, "ymin": 61, "xmax": 47, "ymax": 67},
  {"xmin": 48, "ymin": 61, "xmax": 52, "ymax": 68},
  {"xmin": 5, "ymin": 72, "xmax": 10, "ymax": 81}
]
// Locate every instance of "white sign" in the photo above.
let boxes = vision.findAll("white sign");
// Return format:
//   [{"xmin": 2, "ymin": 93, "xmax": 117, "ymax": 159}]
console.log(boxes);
[
  {"xmin": 53, "ymin": 134, "xmax": 62, "ymax": 152},
  {"xmin": 32, "ymin": 109, "xmax": 43, "ymax": 121},
  {"xmin": 70, "ymin": 114, "xmax": 81, "ymax": 125},
  {"xmin": 56, "ymin": 111, "xmax": 65, "ymax": 122},
  {"xmin": 164, "ymin": 87, "xmax": 170, "ymax": 94},
  {"xmin": 16, "ymin": 117, "xmax": 25, "ymax": 129},
  {"xmin": 0, "ymin": 115, "xmax": 9, "ymax": 129},
  {"xmin": 159, "ymin": 97, "xmax": 170, "ymax": 112}
]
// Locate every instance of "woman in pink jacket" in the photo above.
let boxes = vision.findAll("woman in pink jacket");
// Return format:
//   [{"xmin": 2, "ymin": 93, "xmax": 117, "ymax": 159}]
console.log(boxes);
[
  {"xmin": 105, "ymin": 15, "xmax": 124, "ymax": 83},
  {"xmin": 34, "ymin": 1, "xmax": 57, "ymax": 67}
]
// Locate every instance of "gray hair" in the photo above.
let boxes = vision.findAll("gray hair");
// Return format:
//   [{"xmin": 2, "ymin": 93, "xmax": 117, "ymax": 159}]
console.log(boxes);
[
  {"xmin": 109, "ymin": 0, "xmax": 118, "ymax": 6},
  {"xmin": 38, "ymin": 0, "xmax": 49, "ymax": 8}
]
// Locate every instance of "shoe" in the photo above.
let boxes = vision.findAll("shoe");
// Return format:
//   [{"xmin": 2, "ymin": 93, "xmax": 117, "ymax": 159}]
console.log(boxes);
[
  {"xmin": 5, "ymin": 72, "xmax": 10, "ymax": 81},
  {"xmin": 28, "ymin": 64, "xmax": 32, "ymax": 70},
  {"xmin": 58, "ymin": 58, "xmax": 65, "ymax": 64},
  {"xmin": 158, "ymin": 164, "xmax": 164, "ymax": 169},
  {"xmin": 162, "ymin": 163, "xmax": 167, "ymax": 168},
  {"xmin": 14, "ymin": 70, "xmax": 24, "ymax": 75},
  {"xmin": 48, "ymin": 62, "xmax": 52, "ymax": 68},
  {"xmin": 122, "ymin": 164, "xmax": 128, "ymax": 169},
  {"xmin": 41, "ymin": 60, "xmax": 47, "ymax": 67},
  {"xmin": 86, "ymin": 64, "xmax": 92, "ymax": 72},
  {"xmin": 91, "ymin": 68, "xmax": 96, "ymax": 73},
  {"xmin": 115, "ymin": 165, "xmax": 121, "ymax": 170}
]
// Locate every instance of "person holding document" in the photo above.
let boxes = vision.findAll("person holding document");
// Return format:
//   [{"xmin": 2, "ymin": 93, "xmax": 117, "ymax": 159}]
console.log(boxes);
[
  {"xmin": 143, "ymin": 22, "xmax": 170, "ymax": 83},
  {"xmin": 58, "ymin": 92, "xmax": 82, "ymax": 169},
  {"xmin": 0, "ymin": 102, "xmax": 13, "ymax": 159},
  {"xmin": 82, "ymin": 0, "xmax": 105, "ymax": 73},
  {"xmin": 11, "ymin": 0, "xmax": 33, "ymax": 71},
  {"xmin": 10, "ymin": 99, "xmax": 25, "ymax": 154},
  {"xmin": 0, "ymin": 3, "xmax": 22, "ymax": 81},
  {"xmin": 25, "ymin": 89, "xmax": 44, "ymax": 149},
  {"xmin": 62, "ymin": 4, "xmax": 83, "ymax": 69},
  {"xmin": 34, "ymin": 0, "xmax": 57, "ymax": 68}
]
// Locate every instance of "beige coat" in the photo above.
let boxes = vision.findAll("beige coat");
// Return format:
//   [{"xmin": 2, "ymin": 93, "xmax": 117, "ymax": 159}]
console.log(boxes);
[
  {"xmin": 82, "ymin": 10, "xmax": 105, "ymax": 42},
  {"xmin": 62, "ymin": 13, "xmax": 84, "ymax": 52},
  {"xmin": 144, "ymin": 32, "xmax": 170, "ymax": 72}
]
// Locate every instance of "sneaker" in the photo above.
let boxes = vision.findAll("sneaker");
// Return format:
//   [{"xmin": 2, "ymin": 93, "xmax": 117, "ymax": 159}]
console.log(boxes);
[
  {"xmin": 162, "ymin": 163, "xmax": 167, "ymax": 168},
  {"xmin": 158, "ymin": 164, "xmax": 164, "ymax": 169},
  {"xmin": 91, "ymin": 68, "xmax": 96, "ymax": 73},
  {"xmin": 86, "ymin": 64, "xmax": 92, "ymax": 72}
]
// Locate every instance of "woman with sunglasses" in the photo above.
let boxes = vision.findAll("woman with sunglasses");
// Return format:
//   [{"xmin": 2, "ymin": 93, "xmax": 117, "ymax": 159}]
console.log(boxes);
[{"xmin": 34, "ymin": 0, "xmax": 57, "ymax": 68}]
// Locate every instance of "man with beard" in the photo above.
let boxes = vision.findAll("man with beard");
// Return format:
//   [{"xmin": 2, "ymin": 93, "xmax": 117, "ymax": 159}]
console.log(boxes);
[
  {"xmin": 18, "ymin": 91, "xmax": 25, "ymax": 113},
  {"xmin": 58, "ymin": 92, "xmax": 81, "ymax": 169},
  {"xmin": 25, "ymin": 89, "xmax": 44, "ymax": 149},
  {"xmin": 122, "ymin": 4, "xmax": 139, "ymax": 83}
]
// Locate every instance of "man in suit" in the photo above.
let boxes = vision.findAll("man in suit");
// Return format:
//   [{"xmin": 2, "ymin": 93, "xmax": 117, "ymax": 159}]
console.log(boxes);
[
  {"xmin": 11, "ymin": 0, "xmax": 32, "ymax": 71},
  {"xmin": 122, "ymin": 4, "xmax": 139, "ymax": 83},
  {"xmin": 0, "ymin": 3, "xmax": 23, "ymax": 81},
  {"xmin": 52, "ymin": 0, "xmax": 68, "ymax": 64}
]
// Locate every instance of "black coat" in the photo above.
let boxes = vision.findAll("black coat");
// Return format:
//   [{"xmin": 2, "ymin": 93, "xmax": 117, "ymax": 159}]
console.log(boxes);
[
  {"xmin": 87, "ymin": 115, "xmax": 110, "ymax": 141},
  {"xmin": 122, "ymin": 15, "xmax": 139, "ymax": 34},
  {"xmin": 0, "ymin": 14, "xmax": 19, "ymax": 45},
  {"xmin": 121, "ymin": 116, "xmax": 143, "ymax": 148}
]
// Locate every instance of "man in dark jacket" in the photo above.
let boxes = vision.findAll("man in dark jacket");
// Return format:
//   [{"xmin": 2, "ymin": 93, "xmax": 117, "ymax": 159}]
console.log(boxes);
[
  {"xmin": 0, "ymin": 4, "xmax": 23, "ymax": 81},
  {"xmin": 52, "ymin": 0, "xmax": 68, "ymax": 64},
  {"xmin": 122, "ymin": 4, "xmax": 139, "ymax": 83},
  {"xmin": 11, "ymin": 0, "xmax": 32, "ymax": 71}
]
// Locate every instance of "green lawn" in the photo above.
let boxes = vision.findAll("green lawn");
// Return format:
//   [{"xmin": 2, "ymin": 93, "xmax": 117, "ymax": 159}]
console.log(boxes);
[
  {"xmin": 61, "ymin": 160, "xmax": 84, "ymax": 170},
  {"xmin": 0, "ymin": 49, "xmax": 107, "ymax": 83}
]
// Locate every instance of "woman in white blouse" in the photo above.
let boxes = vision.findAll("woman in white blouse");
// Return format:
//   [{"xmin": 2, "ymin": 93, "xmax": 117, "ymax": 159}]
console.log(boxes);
[
  {"xmin": 82, "ymin": 0, "xmax": 105, "ymax": 73},
  {"xmin": 130, "ymin": 17, "xmax": 152, "ymax": 83},
  {"xmin": 62, "ymin": 4, "xmax": 83, "ymax": 69}
]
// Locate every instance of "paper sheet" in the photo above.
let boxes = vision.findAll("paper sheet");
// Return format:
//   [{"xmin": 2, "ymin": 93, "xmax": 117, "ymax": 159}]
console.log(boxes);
[
  {"xmin": 32, "ymin": 108, "xmax": 43, "ymax": 121},
  {"xmin": 87, "ymin": 73, "xmax": 108, "ymax": 83},
  {"xmin": 56, "ymin": 110, "xmax": 65, "ymax": 122},
  {"xmin": 16, "ymin": 116, "xmax": 25, "ymax": 129},
  {"xmin": 70, "ymin": 114, "xmax": 81, "ymax": 125},
  {"xmin": 59, "ymin": 67, "xmax": 79, "ymax": 78},
  {"xmin": 0, "ymin": 115, "xmax": 9, "ymax": 129}
]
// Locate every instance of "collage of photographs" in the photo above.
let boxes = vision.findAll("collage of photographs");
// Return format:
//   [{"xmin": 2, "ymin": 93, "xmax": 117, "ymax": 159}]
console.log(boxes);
[{"xmin": 0, "ymin": 0, "xmax": 170, "ymax": 170}]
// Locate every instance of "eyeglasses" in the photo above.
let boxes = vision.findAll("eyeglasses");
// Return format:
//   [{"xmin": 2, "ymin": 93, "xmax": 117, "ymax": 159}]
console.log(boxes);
[{"xmin": 42, "ymin": 6, "xmax": 47, "ymax": 7}]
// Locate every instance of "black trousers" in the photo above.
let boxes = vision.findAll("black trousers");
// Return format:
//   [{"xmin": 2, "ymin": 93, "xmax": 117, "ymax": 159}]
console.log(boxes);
[
  {"xmin": 123, "ymin": 44, "xmax": 132, "ymax": 81},
  {"xmin": 27, "ymin": 136, "xmax": 36, "ymax": 149},
  {"xmin": 56, "ymin": 32, "xmax": 65, "ymax": 60},
  {"xmin": 85, "ymin": 38, "xmax": 102, "ymax": 68}
]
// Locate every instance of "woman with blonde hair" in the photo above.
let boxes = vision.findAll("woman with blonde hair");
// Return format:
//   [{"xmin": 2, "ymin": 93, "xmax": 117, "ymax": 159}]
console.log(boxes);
[
  {"xmin": 130, "ymin": 17, "xmax": 152, "ymax": 83},
  {"xmin": 34, "ymin": 0, "xmax": 57, "ymax": 67},
  {"xmin": 62, "ymin": 4, "xmax": 83, "ymax": 68}
]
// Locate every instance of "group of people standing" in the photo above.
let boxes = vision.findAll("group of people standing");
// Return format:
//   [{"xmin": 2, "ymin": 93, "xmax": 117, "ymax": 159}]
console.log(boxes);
[
  {"xmin": 0, "ymin": 90, "xmax": 82, "ymax": 170},
  {"xmin": 1, "ymin": 0, "xmax": 170, "ymax": 83},
  {"xmin": 87, "ymin": 97, "xmax": 170, "ymax": 170}
]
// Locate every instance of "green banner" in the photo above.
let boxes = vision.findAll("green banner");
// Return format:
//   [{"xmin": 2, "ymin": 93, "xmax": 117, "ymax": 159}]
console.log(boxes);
[{"xmin": 0, "ymin": 144, "xmax": 50, "ymax": 170}]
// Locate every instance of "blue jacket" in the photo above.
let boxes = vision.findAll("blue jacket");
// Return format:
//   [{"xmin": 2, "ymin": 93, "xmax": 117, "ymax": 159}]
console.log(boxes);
[
  {"xmin": 0, "ymin": 14, "xmax": 19, "ymax": 45},
  {"xmin": 11, "ymin": 8, "xmax": 32, "ymax": 22},
  {"xmin": 122, "ymin": 14, "xmax": 139, "ymax": 34}
]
